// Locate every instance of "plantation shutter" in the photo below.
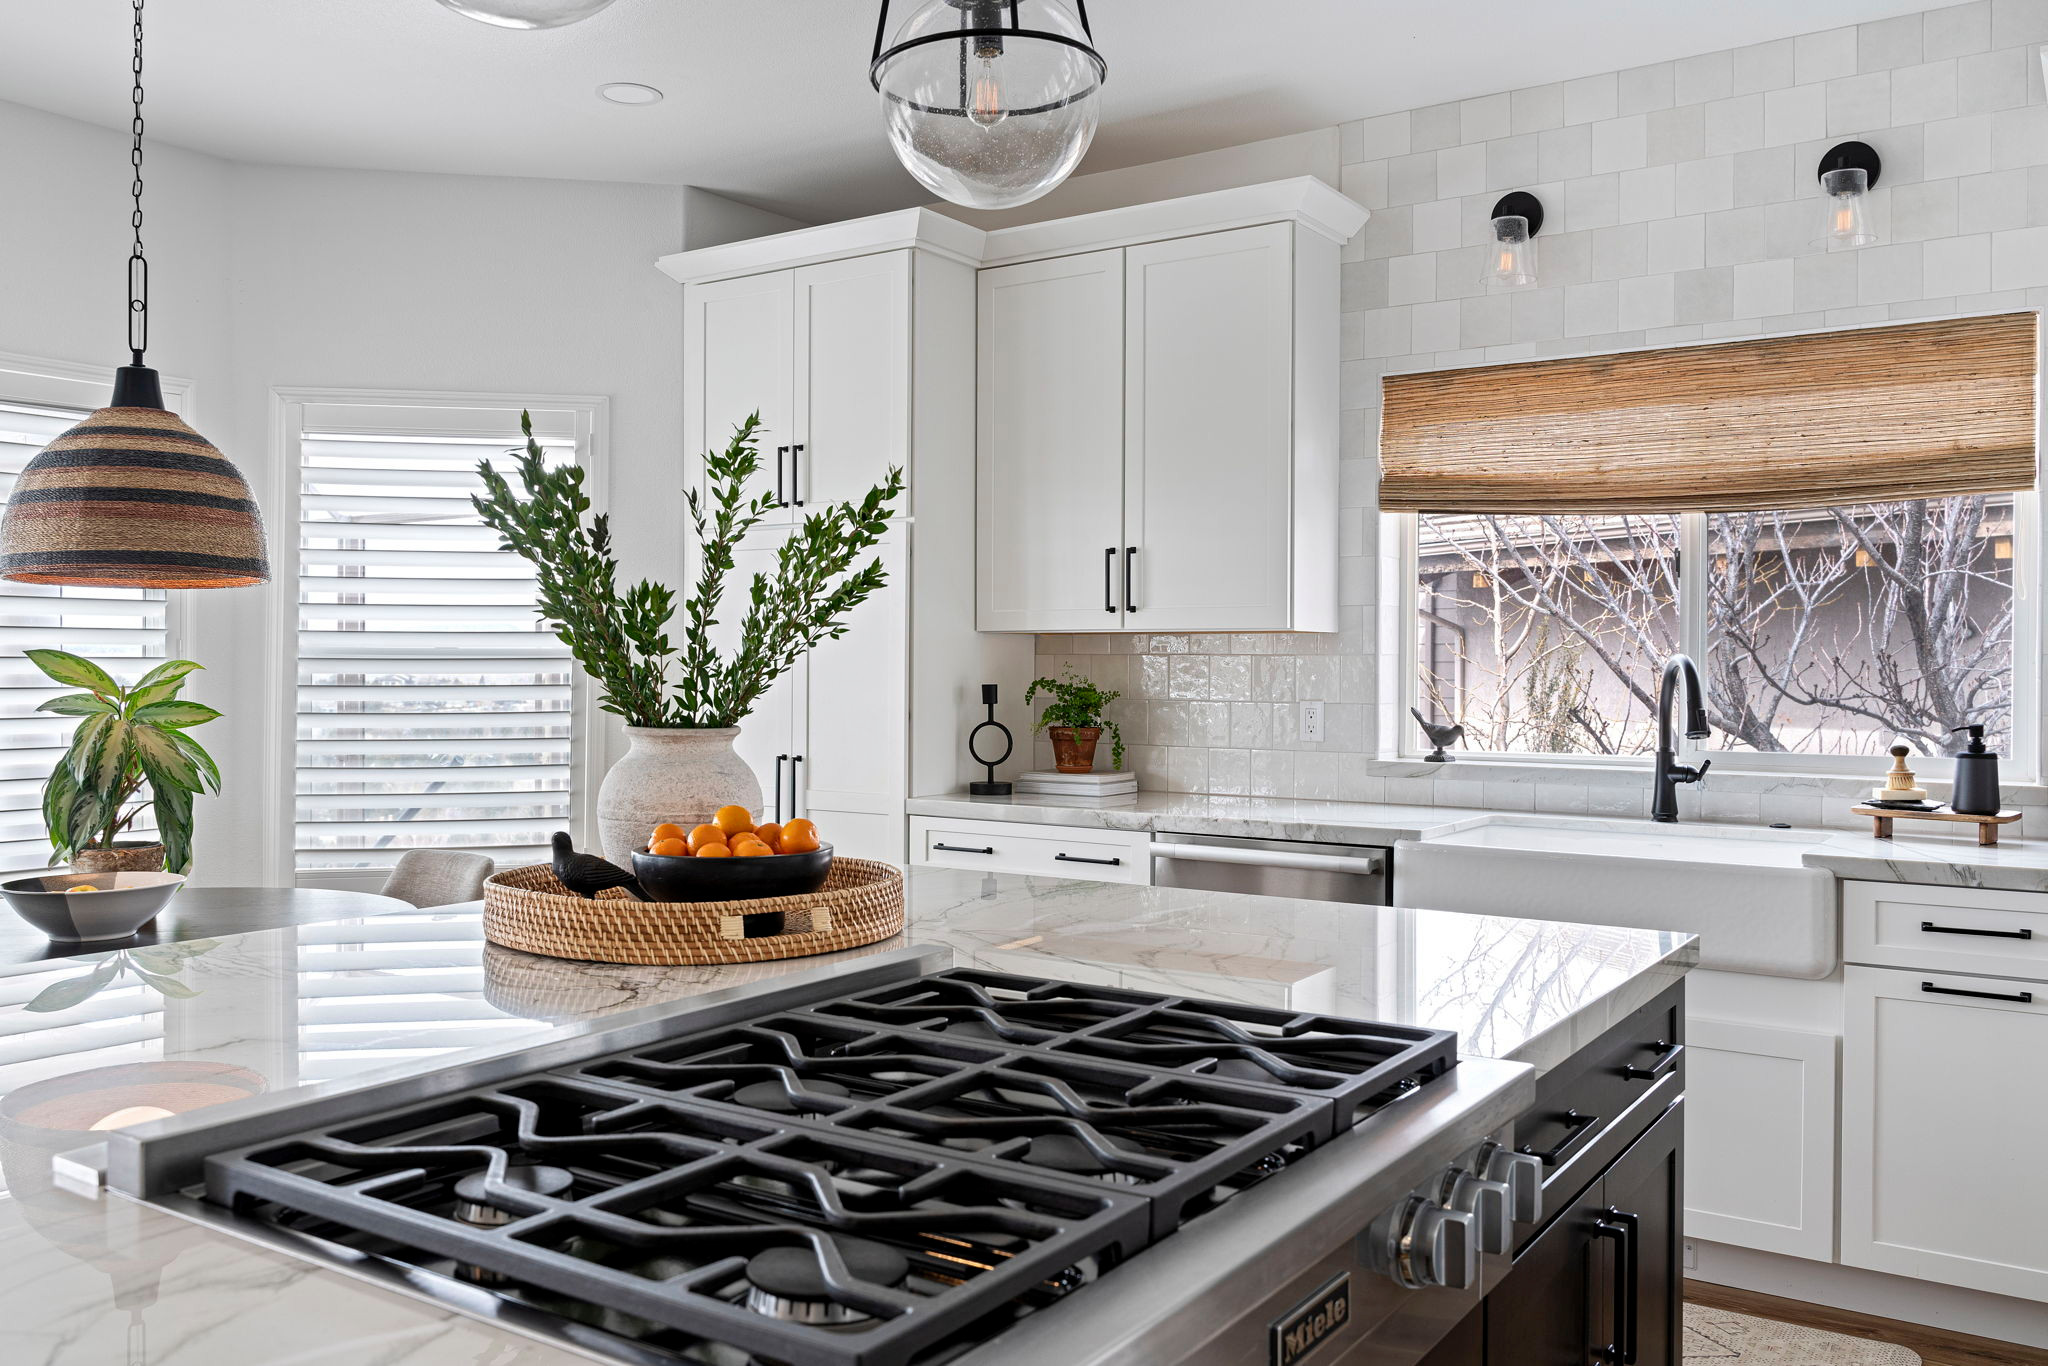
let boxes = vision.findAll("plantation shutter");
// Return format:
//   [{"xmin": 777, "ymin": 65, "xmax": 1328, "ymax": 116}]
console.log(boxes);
[
  {"xmin": 1379, "ymin": 313, "xmax": 2039, "ymax": 514},
  {"xmin": 0, "ymin": 400, "xmax": 167, "ymax": 872},
  {"xmin": 294, "ymin": 406, "xmax": 579, "ymax": 881}
]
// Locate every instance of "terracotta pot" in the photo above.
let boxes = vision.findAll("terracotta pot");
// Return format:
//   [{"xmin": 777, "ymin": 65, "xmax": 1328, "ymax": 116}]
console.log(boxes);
[
  {"xmin": 1048, "ymin": 726, "xmax": 1103, "ymax": 774},
  {"xmin": 596, "ymin": 726, "xmax": 763, "ymax": 866},
  {"xmin": 70, "ymin": 842, "xmax": 166, "ymax": 874}
]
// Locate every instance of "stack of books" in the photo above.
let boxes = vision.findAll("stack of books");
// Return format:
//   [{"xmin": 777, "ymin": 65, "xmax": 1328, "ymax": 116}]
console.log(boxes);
[{"xmin": 1015, "ymin": 770, "xmax": 1139, "ymax": 804}]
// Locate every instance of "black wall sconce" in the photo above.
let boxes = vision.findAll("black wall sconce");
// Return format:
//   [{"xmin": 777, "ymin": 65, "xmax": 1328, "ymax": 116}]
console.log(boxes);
[
  {"xmin": 968, "ymin": 683, "xmax": 1014, "ymax": 795},
  {"xmin": 1817, "ymin": 141, "xmax": 1880, "ymax": 248},
  {"xmin": 1487, "ymin": 191, "xmax": 1544, "ymax": 289}
]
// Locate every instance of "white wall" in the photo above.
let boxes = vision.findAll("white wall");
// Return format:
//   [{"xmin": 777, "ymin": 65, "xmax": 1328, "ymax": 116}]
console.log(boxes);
[
  {"xmin": 1036, "ymin": 0, "xmax": 2048, "ymax": 829},
  {"xmin": 0, "ymin": 96, "xmax": 790, "ymax": 885}
]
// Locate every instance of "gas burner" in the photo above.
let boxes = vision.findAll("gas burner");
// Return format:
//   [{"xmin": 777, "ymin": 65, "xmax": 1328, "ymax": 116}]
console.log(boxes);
[
  {"xmin": 452, "ymin": 1164, "xmax": 575, "ymax": 1227},
  {"xmin": 742, "ymin": 1237, "xmax": 911, "ymax": 1323},
  {"xmin": 732, "ymin": 1078, "xmax": 852, "ymax": 1113}
]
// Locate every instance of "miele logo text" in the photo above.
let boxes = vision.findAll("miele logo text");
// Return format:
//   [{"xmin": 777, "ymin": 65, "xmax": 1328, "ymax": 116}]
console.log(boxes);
[{"xmin": 1271, "ymin": 1275, "xmax": 1350, "ymax": 1366}]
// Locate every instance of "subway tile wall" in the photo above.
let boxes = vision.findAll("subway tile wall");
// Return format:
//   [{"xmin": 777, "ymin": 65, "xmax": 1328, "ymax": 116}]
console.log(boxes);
[{"xmin": 1032, "ymin": 0, "xmax": 2048, "ymax": 830}]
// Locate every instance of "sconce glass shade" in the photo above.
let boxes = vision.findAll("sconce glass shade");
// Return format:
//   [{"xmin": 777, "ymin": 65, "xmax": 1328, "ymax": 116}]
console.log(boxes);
[
  {"xmin": 433, "ymin": 0, "xmax": 617, "ymax": 29},
  {"xmin": 1486, "ymin": 215, "xmax": 1538, "ymax": 289},
  {"xmin": 1819, "ymin": 166, "xmax": 1877, "ymax": 248},
  {"xmin": 872, "ymin": 0, "xmax": 1106, "ymax": 210}
]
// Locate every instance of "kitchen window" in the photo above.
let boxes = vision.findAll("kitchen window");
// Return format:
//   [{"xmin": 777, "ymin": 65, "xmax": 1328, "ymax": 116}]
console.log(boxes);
[
  {"xmin": 1386, "ymin": 315, "xmax": 2039, "ymax": 773},
  {"xmin": 283, "ymin": 395, "xmax": 600, "ymax": 889},
  {"xmin": 0, "ymin": 386, "xmax": 177, "ymax": 872}
]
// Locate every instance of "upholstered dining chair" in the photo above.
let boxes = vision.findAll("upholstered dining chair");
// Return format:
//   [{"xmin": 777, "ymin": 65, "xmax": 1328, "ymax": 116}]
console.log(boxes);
[{"xmin": 379, "ymin": 850, "xmax": 495, "ymax": 909}]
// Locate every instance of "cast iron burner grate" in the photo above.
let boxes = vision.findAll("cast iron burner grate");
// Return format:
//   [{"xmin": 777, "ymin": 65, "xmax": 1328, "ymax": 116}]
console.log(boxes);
[
  {"xmin": 204, "ymin": 1075, "xmax": 1148, "ymax": 1366},
  {"xmin": 803, "ymin": 969, "xmax": 1458, "ymax": 1135}
]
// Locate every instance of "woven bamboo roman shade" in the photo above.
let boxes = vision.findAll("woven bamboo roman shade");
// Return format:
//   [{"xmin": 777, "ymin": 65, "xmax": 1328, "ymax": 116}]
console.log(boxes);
[{"xmin": 1379, "ymin": 313, "xmax": 2039, "ymax": 514}]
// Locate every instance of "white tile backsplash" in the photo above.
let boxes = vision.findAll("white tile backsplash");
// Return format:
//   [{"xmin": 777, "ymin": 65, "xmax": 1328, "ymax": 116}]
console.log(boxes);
[{"xmin": 1042, "ymin": 1, "xmax": 2048, "ymax": 814}]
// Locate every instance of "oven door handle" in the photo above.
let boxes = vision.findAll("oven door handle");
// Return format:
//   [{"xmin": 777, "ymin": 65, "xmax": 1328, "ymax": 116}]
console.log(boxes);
[{"xmin": 1148, "ymin": 842, "xmax": 1383, "ymax": 877}]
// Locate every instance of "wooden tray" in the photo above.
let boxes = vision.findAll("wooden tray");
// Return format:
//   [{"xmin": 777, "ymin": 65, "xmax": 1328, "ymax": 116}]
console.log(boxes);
[
  {"xmin": 1850, "ymin": 805, "xmax": 2021, "ymax": 847},
  {"xmin": 481, "ymin": 859, "xmax": 904, "ymax": 966}
]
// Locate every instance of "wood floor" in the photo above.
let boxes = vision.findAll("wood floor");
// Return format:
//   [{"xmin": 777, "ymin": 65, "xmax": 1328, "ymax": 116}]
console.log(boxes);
[{"xmin": 1685, "ymin": 1281, "xmax": 2048, "ymax": 1366}]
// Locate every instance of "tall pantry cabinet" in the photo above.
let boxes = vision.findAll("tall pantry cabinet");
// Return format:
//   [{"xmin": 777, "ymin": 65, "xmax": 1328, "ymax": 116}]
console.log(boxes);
[{"xmin": 661, "ymin": 212, "xmax": 1032, "ymax": 862}]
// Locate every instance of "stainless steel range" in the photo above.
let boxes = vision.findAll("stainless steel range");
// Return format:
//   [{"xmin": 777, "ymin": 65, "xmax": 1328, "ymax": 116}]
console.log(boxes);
[{"xmin": 80, "ymin": 949, "xmax": 1539, "ymax": 1366}]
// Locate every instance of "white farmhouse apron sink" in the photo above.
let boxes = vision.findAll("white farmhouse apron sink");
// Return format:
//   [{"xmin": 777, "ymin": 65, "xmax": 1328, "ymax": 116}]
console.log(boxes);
[{"xmin": 1396, "ymin": 815, "xmax": 1836, "ymax": 978}]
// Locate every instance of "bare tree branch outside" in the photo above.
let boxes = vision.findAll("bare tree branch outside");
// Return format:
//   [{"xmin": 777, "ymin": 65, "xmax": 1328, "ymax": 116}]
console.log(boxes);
[{"xmin": 1415, "ymin": 496, "xmax": 2015, "ymax": 760}]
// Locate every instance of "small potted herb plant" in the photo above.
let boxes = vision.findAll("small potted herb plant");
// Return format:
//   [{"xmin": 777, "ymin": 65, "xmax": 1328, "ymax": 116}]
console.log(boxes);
[{"xmin": 1026, "ymin": 670, "xmax": 1124, "ymax": 774}]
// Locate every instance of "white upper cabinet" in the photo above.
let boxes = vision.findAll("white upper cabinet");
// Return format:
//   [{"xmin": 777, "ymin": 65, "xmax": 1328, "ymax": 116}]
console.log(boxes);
[
  {"xmin": 972, "ymin": 181, "xmax": 1362, "ymax": 633},
  {"xmin": 976, "ymin": 249, "xmax": 1126, "ymax": 632},
  {"xmin": 793, "ymin": 253, "xmax": 911, "ymax": 513},
  {"xmin": 686, "ymin": 252, "xmax": 911, "ymax": 525},
  {"xmin": 685, "ymin": 269, "xmax": 793, "ymax": 518},
  {"xmin": 1123, "ymin": 224, "xmax": 1297, "ymax": 631}
]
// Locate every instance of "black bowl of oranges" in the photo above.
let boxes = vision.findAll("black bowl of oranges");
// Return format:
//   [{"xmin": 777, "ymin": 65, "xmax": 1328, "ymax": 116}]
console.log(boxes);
[{"xmin": 630, "ymin": 807, "xmax": 832, "ymax": 903}]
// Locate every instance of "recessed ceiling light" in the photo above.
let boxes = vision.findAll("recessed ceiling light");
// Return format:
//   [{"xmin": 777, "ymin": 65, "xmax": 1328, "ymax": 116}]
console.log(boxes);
[{"xmin": 598, "ymin": 82, "xmax": 664, "ymax": 106}]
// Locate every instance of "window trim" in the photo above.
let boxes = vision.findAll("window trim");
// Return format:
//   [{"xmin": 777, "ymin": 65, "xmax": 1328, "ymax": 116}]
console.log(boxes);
[
  {"xmin": 1393, "ymin": 493, "xmax": 2042, "ymax": 784},
  {"xmin": 268, "ymin": 388, "xmax": 610, "ymax": 891}
]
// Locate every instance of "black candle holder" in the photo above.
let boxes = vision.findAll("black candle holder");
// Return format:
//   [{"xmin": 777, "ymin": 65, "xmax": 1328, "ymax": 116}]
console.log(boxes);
[{"xmin": 968, "ymin": 683, "xmax": 1014, "ymax": 796}]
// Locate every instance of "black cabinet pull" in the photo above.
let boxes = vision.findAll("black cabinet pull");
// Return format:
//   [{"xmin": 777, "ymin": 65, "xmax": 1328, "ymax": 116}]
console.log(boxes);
[
  {"xmin": 1592, "ymin": 1207, "xmax": 1640, "ymax": 1365},
  {"xmin": 1517, "ymin": 1108, "xmax": 1600, "ymax": 1167},
  {"xmin": 1620, "ymin": 1040, "xmax": 1683, "ymax": 1081},
  {"xmin": 1104, "ymin": 548, "xmax": 1116, "ymax": 613},
  {"xmin": 775, "ymin": 446, "xmax": 789, "ymax": 507},
  {"xmin": 933, "ymin": 843, "xmax": 994, "ymax": 855},
  {"xmin": 1923, "ymin": 980, "xmax": 2033, "ymax": 1003},
  {"xmin": 773, "ymin": 755, "xmax": 787, "ymax": 823},
  {"xmin": 1921, "ymin": 920, "xmax": 2033, "ymax": 940},
  {"xmin": 1055, "ymin": 852, "xmax": 1122, "ymax": 866},
  {"xmin": 1123, "ymin": 545, "xmax": 1138, "ymax": 612},
  {"xmin": 789, "ymin": 755, "xmax": 803, "ymax": 821},
  {"xmin": 791, "ymin": 443, "xmax": 805, "ymax": 506}
]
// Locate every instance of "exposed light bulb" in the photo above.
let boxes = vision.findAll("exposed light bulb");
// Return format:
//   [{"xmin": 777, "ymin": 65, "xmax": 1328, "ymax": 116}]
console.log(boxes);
[{"xmin": 968, "ymin": 52, "xmax": 1008, "ymax": 129}]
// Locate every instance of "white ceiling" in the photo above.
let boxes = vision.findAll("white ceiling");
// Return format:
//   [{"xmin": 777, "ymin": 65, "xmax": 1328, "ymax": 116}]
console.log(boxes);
[{"xmin": 0, "ymin": 0, "xmax": 1971, "ymax": 222}]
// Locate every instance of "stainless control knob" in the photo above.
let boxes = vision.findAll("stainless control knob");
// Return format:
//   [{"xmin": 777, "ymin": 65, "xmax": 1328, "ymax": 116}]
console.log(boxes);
[
  {"xmin": 1407, "ymin": 1202, "xmax": 1477, "ymax": 1291},
  {"xmin": 1481, "ymin": 1145, "xmax": 1544, "ymax": 1225},
  {"xmin": 1444, "ymin": 1170, "xmax": 1513, "ymax": 1255}
]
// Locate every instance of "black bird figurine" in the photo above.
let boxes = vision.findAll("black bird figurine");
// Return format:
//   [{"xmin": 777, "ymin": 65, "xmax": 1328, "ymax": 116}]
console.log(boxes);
[
  {"xmin": 1410, "ymin": 707, "xmax": 1465, "ymax": 763},
  {"xmin": 551, "ymin": 831, "xmax": 649, "ymax": 900}
]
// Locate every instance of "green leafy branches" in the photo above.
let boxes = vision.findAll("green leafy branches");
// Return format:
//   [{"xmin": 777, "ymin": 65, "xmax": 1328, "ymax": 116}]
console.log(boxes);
[
  {"xmin": 474, "ymin": 411, "xmax": 903, "ymax": 729},
  {"xmin": 31, "ymin": 652, "xmax": 222, "ymax": 873},
  {"xmin": 1025, "ymin": 669, "xmax": 1126, "ymax": 770}
]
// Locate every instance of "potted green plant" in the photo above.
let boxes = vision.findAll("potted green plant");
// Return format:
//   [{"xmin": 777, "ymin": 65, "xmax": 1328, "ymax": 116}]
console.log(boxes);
[
  {"xmin": 1026, "ymin": 670, "xmax": 1125, "ymax": 774},
  {"xmin": 32, "ymin": 652, "xmax": 221, "ymax": 874},
  {"xmin": 474, "ymin": 412, "xmax": 902, "ymax": 863}
]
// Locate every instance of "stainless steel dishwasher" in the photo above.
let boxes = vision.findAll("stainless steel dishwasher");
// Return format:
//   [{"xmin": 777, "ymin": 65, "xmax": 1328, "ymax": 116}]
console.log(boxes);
[{"xmin": 1150, "ymin": 830, "xmax": 1392, "ymax": 904}]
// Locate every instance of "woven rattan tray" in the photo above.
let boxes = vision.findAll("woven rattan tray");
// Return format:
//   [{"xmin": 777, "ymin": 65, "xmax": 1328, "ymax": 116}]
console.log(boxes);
[{"xmin": 481, "ymin": 858, "xmax": 905, "ymax": 966}]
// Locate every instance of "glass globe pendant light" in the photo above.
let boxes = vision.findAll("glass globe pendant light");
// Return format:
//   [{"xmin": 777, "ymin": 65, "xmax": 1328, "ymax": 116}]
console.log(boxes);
[
  {"xmin": 0, "ymin": 0, "xmax": 267, "ymax": 589},
  {"xmin": 433, "ymin": 0, "xmax": 618, "ymax": 29},
  {"xmin": 870, "ymin": 0, "xmax": 1108, "ymax": 211}
]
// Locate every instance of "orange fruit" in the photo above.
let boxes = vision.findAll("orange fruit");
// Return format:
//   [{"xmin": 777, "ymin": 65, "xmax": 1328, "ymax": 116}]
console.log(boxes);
[
  {"xmin": 733, "ymin": 841, "xmax": 773, "ymax": 857},
  {"xmin": 754, "ymin": 821, "xmax": 782, "ymax": 849},
  {"xmin": 780, "ymin": 818, "xmax": 820, "ymax": 854},
  {"xmin": 650, "ymin": 838, "xmax": 688, "ymax": 857},
  {"xmin": 651, "ymin": 822, "xmax": 686, "ymax": 843},
  {"xmin": 694, "ymin": 842, "xmax": 734, "ymax": 858},
  {"xmin": 714, "ymin": 804, "xmax": 755, "ymax": 836},
  {"xmin": 687, "ymin": 823, "xmax": 728, "ymax": 853}
]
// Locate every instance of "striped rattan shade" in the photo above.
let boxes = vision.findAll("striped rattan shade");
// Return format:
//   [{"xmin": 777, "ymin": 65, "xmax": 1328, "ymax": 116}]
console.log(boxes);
[
  {"xmin": 1379, "ymin": 313, "xmax": 2039, "ymax": 514},
  {"xmin": 0, "ymin": 406, "xmax": 268, "ymax": 588}
]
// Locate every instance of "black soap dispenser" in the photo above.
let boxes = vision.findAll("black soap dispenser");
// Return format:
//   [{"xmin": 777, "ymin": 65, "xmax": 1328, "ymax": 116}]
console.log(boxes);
[{"xmin": 1950, "ymin": 725, "xmax": 2002, "ymax": 816}]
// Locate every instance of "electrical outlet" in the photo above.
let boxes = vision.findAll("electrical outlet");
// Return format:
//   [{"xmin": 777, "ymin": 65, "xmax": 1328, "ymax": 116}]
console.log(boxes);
[
  {"xmin": 1300, "ymin": 700, "xmax": 1325, "ymax": 742},
  {"xmin": 1682, "ymin": 1239, "xmax": 1697, "ymax": 1271}
]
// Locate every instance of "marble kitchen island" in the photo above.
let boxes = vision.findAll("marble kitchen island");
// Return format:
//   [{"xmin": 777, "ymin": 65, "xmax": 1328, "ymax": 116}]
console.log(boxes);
[{"xmin": 0, "ymin": 868, "xmax": 1695, "ymax": 1365}]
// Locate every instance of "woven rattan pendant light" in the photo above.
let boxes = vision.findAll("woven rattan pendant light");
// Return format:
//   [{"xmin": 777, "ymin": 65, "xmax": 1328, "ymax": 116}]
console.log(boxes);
[{"xmin": 0, "ymin": 0, "xmax": 267, "ymax": 589}]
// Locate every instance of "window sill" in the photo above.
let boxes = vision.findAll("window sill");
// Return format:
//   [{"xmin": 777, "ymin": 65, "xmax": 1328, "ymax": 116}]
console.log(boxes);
[{"xmin": 1368, "ymin": 755, "xmax": 2047, "ymax": 806}]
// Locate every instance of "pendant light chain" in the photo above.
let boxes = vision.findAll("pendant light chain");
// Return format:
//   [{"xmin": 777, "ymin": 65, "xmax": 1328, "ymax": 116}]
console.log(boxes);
[{"xmin": 127, "ymin": 0, "xmax": 148, "ymax": 365}]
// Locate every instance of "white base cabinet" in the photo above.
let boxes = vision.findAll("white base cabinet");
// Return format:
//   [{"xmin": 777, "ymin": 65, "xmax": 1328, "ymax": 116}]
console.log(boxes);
[
  {"xmin": 1682, "ymin": 1016, "xmax": 1837, "ymax": 1262},
  {"xmin": 909, "ymin": 815, "xmax": 1150, "ymax": 885},
  {"xmin": 1841, "ymin": 962, "xmax": 2048, "ymax": 1302}
]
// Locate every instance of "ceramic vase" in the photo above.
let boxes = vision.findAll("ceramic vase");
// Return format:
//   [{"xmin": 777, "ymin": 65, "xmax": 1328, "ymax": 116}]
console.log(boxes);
[{"xmin": 596, "ymin": 727, "xmax": 762, "ymax": 866}]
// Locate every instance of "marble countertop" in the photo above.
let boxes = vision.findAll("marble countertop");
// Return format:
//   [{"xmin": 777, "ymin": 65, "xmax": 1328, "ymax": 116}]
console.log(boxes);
[
  {"xmin": 912, "ymin": 790, "xmax": 2048, "ymax": 894},
  {"xmin": 0, "ymin": 868, "xmax": 1693, "ymax": 1365}
]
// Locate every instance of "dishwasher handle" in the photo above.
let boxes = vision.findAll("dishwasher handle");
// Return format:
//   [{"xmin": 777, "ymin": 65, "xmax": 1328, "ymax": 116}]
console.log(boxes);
[{"xmin": 1148, "ymin": 841, "xmax": 1383, "ymax": 877}]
